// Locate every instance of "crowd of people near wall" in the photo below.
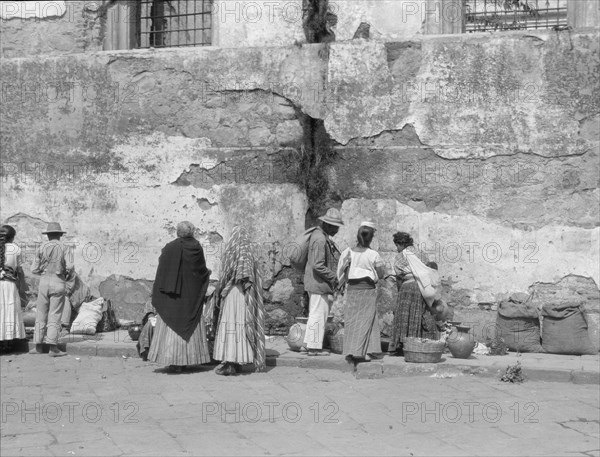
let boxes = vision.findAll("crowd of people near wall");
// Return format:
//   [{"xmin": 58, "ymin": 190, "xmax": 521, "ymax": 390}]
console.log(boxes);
[{"xmin": 0, "ymin": 210, "xmax": 448, "ymax": 373}]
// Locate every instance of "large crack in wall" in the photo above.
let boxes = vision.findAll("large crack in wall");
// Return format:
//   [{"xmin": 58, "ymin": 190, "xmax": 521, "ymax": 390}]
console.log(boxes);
[{"xmin": 1, "ymin": 28, "xmax": 598, "ymax": 341}]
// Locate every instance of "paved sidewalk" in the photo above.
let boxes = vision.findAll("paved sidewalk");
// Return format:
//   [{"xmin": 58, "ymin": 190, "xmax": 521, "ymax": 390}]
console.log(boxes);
[
  {"xmin": 18, "ymin": 331, "xmax": 600, "ymax": 385},
  {"xmin": 1, "ymin": 354, "xmax": 599, "ymax": 456}
]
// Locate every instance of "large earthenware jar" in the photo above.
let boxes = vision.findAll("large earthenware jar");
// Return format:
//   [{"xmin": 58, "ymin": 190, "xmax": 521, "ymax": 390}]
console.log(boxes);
[
  {"xmin": 285, "ymin": 317, "xmax": 308, "ymax": 351},
  {"xmin": 447, "ymin": 325, "xmax": 476, "ymax": 359},
  {"xmin": 22, "ymin": 311, "xmax": 36, "ymax": 327}
]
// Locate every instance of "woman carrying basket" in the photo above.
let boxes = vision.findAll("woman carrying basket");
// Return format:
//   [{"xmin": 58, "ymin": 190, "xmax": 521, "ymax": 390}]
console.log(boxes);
[{"xmin": 389, "ymin": 232, "xmax": 440, "ymax": 354}]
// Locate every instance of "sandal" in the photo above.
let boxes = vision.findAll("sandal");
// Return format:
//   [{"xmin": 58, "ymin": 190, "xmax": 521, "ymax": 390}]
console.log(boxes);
[{"xmin": 215, "ymin": 363, "xmax": 236, "ymax": 376}]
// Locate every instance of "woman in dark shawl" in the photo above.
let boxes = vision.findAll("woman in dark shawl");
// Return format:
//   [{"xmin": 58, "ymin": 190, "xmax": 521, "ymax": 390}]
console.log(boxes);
[
  {"xmin": 148, "ymin": 221, "xmax": 211, "ymax": 372},
  {"xmin": 203, "ymin": 226, "xmax": 266, "ymax": 376}
]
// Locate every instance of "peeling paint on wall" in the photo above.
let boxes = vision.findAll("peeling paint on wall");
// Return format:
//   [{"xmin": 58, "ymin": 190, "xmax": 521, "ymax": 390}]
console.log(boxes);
[{"xmin": 1, "ymin": 28, "xmax": 598, "ymax": 335}]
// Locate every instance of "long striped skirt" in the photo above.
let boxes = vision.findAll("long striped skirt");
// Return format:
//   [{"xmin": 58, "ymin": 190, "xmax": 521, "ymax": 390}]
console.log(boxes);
[
  {"xmin": 389, "ymin": 280, "xmax": 438, "ymax": 351},
  {"xmin": 213, "ymin": 284, "xmax": 254, "ymax": 365},
  {"xmin": 343, "ymin": 287, "xmax": 381, "ymax": 357},
  {"xmin": 148, "ymin": 314, "xmax": 210, "ymax": 366},
  {"xmin": 0, "ymin": 280, "xmax": 26, "ymax": 341}
]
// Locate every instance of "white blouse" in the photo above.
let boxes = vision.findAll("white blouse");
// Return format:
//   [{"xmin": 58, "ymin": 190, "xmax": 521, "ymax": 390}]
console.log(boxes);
[
  {"xmin": 337, "ymin": 247, "xmax": 386, "ymax": 283},
  {"xmin": 3, "ymin": 242, "xmax": 22, "ymax": 269}
]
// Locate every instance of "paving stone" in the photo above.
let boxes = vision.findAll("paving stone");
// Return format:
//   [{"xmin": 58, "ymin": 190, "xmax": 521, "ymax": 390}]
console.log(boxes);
[
  {"xmin": 571, "ymin": 370, "xmax": 600, "ymax": 385},
  {"xmin": 381, "ymin": 362, "xmax": 438, "ymax": 377},
  {"xmin": 102, "ymin": 423, "xmax": 186, "ymax": 455},
  {"xmin": 1, "ymin": 432, "xmax": 55, "ymax": 448},
  {"xmin": 2, "ymin": 353, "xmax": 600, "ymax": 456},
  {"xmin": 354, "ymin": 362, "xmax": 383, "ymax": 379},
  {"xmin": 0, "ymin": 446, "xmax": 53, "ymax": 456},
  {"xmin": 174, "ymin": 430, "xmax": 268, "ymax": 455},
  {"xmin": 523, "ymin": 368, "xmax": 573, "ymax": 383},
  {"xmin": 48, "ymin": 438, "xmax": 123, "ymax": 457}
]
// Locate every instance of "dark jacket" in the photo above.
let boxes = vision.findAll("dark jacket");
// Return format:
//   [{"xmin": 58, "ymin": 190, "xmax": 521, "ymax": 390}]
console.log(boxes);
[{"xmin": 303, "ymin": 227, "xmax": 340, "ymax": 295}]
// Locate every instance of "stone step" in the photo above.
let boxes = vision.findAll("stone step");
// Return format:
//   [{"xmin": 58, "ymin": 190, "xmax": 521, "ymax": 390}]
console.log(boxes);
[{"xmin": 5, "ymin": 331, "xmax": 597, "ymax": 385}]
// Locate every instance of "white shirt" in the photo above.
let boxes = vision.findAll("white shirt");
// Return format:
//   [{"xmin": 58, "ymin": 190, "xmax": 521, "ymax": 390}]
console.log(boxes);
[
  {"xmin": 3, "ymin": 242, "xmax": 22, "ymax": 269},
  {"xmin": 337, "ymin": 247, "xmax": 386, "ymax": 283}
]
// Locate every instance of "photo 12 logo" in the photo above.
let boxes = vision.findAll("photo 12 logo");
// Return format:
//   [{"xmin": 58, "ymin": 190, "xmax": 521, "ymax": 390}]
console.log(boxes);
[
  {"xmin": 401, "ymin": 401, "xmax": 539, "ymax": 424},
  {"xmin": 1, "ymin": 81, "xmax": 139, "ymax": 105},
  {"xmin": 1, "ymin": 401, "xmax": 139, "ymax": 424},
  {"xmin": 202, "ymin": 401, "xmax": 340, "ymax": 424}
]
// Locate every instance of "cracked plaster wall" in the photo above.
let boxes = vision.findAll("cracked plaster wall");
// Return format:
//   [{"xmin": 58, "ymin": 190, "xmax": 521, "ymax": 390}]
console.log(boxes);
[
  {"xmin": 0, "ymin": 45, "xmax": 318, "ymax": 327},
  {"xmin": 0, "ymin": 28, "xmax": 598, "ymax": 344},
  {"xmin": 0, "ymin": 1, "xmax": 105, "ymax": 57},
  {"xmin": 323, "ymin": 31, "xmax": 599, "ymax": 349},
  {"xmin": 0, "ymin": 1, "xmax": 428, "ymax": 58}
]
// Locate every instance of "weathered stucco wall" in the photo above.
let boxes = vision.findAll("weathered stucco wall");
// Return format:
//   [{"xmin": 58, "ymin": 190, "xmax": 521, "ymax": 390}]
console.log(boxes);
[
  {"xmin": 0, "ymin": 0, "xmax": 426, "ymax": 57},
  {"xmin": 1, "ymin": 26, "xmax": 598, "ymax": 346},
  {"xmin": 333, "ymin": 0, "xmax": 425, "ymax": 41},
  {"xmin": 0, "ymin": 44, "xmax": 326, "ymax": 331},
  {"xmin": 323, "ymin": 31, "xmax": 599, "ymax": 348},
  {"xmin": 0, "ymin": 1, "xmax": 105, "ymax": 57}
]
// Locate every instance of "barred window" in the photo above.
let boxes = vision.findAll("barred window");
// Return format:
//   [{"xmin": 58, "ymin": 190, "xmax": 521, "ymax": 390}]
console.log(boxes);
[
  {"xmin": 138, "ymin": 0, "xmax": 213, "ymax": 48},
  {"xmin": 465, "ymin": 0, "xmax": 568, "ymax": 32}
]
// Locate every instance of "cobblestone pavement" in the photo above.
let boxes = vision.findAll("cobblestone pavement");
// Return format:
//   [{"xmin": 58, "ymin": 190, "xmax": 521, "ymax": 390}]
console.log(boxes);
[{"xmin": 1, "ymin": 353, "xmax": 599, "ymax": 457}]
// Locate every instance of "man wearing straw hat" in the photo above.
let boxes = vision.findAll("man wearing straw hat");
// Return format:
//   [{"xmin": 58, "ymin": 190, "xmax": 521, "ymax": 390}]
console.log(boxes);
[
  {"xmin": 30, "ymin": 222, "xmax": 74, "ymax": 357},
  {"xmin": 303, "ymin": 208, "xmax": 343, "ymax": 356}
]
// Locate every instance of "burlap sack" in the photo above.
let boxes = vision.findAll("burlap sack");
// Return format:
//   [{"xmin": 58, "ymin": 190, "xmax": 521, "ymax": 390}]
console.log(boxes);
[
  {"xmin": 496, "ymin": 300, "xmax": 543, "ymax": 352},
  {"xmin": 541, "ymin": 306, "xmax": 596, "ymax": 355}
]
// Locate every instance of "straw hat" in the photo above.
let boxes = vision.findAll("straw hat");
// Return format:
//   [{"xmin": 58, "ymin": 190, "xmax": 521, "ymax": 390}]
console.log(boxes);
[
  {"xmin": 360, "ymin": 221, "xmax": 376, "ymax": 230},
  {"xmin": 318, "ymin": 208, "xmax": 344, "ymax": 227},
  {"xmin": 42, "ymin": 222, "xmax": 66, "ymax": 234}
]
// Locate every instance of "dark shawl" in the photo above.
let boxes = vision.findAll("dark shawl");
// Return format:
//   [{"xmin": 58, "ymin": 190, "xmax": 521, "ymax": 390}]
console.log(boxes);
[{"xmin": 152, "ymin": 237, "xmax": 210, "ymax": 340}]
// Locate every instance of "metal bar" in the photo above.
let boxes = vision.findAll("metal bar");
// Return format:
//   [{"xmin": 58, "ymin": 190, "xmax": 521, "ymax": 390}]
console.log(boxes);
[
  {"xmin": 139, "ymin": 11, "xmax": 209, "ymax": 20},
  {"xmin": 137, "ymin": 0, "xmax": 212, "ymax": 48},
  {"xmin": 141, "ymin": 27, "xmax": 210, "ymax": 33}
]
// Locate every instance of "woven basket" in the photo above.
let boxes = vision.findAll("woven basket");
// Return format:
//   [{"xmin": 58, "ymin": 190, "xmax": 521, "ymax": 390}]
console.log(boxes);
[
  {"xmin": 404, "ymin": 337, "xmax": 445, "ymax": 363},
  {"xmin": 329, "ymin": 331, "xmax": 344, "ymax": 354}
]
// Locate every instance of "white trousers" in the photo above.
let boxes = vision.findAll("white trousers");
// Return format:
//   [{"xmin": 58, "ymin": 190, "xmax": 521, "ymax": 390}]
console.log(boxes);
[{"xmin": 304, "ymin": 294, "xmax": 330, "ymax": 349}]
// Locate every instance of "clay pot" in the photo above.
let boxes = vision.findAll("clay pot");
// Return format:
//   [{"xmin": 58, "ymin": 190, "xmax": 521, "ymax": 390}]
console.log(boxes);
[
  {"xmin": 447, "ymin": 325, "xmax": 476, "ymax": 359},
  {"xmin": 285, "ymin": 317, "xmax": 307, "ymax": 351},
  {"xmin": 22, "ymin": 311, "xmax": 36, "ymax": 327},
  {"xmin": 128, "ymin": 325, "xmax": 142, "ymax": 341}
]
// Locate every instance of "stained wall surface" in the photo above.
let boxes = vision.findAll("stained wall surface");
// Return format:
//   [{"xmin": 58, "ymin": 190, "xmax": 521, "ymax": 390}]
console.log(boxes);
[{"xmin": 1, "ymin": 2, "xmax": 598, "ymax": 346}]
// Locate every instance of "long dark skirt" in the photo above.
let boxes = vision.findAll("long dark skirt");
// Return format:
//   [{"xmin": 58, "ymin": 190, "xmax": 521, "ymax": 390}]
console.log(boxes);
[
  {"xmin": 390, "ymin": 280, "xmax": 438, "ymax": 352},
  {"xmin": 343, "ymin": 288, "xmax": 381, "ymax": 357}
]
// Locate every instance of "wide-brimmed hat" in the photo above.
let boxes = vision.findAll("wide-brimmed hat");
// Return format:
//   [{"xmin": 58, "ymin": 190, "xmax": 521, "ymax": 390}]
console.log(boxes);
[
  {"xmin": 360, "ymin": 221, "xmax": 376, "ymax": 230},
  {"xmin": 318, "ymin": 208, "xmax": 344, "ymax": 227},
  {"xmin": 42, "ymin": 222, "xmax": 66, "ymax": 234}
]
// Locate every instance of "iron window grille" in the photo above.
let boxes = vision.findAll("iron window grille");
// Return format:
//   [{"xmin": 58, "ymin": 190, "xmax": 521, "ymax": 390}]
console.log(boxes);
[
  {"xmin": 465, "ymin": 0, "xmax": 568, "ymax": 32},
  {"xmin": 138, "ymin": 0, "xmax": 213, "ymax": 48}
]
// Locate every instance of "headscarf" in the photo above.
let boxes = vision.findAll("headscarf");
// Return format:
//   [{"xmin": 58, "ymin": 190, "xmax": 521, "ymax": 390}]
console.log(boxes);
[{"xmin": 203, "ymin": 226, "xmax": 266, "ymax": 371}]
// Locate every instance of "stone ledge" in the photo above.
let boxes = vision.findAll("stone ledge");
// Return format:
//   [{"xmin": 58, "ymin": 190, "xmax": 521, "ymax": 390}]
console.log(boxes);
[{"xmin": 9, "ymin": 332, "xmax": 597, "ymax": 385}]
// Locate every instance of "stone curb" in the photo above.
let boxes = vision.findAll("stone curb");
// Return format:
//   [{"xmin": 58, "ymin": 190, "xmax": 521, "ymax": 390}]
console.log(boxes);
[
  {"xmin": 266, "ymin": 352, "xmax": 600, "ymax": 385},
  {"xmin": 16, "ymin": 341, "xmax": 599, "ymax": 385}
]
